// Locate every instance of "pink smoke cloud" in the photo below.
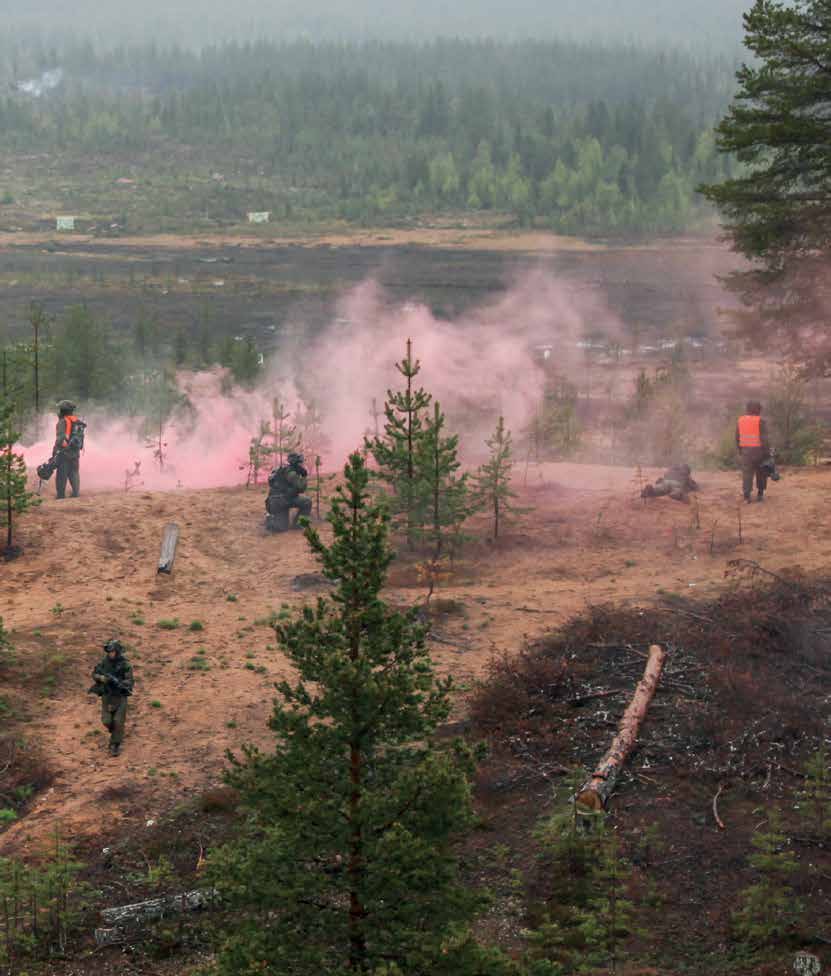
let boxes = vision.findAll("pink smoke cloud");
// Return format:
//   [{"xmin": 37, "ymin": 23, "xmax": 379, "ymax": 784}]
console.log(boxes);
[{"xmin": 23, "ymin": 269, "xmax": 621, "ymax": 493}]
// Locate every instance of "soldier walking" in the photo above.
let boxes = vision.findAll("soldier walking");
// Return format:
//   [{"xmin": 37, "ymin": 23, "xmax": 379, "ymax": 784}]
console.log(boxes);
[
  {"xmin": 736, "ymin": 400, "xmax": 771, "ymax": 503},
  {"xmin": 89, "ymin": 639, "xmax": 134, "ymax": 756},
  {"xmin": 265, "ymin": 452, "xmax": 312, "ymax": 532}
]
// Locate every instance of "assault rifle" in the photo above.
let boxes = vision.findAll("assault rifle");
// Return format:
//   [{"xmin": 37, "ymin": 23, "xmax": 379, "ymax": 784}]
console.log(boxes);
[{"xmin": 88, "ymin": 673, "xmax": 132, "ymax": 697}]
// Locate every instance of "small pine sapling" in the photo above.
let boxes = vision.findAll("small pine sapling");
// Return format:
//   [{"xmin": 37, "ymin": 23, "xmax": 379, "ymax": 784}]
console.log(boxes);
[
  {"xmin": 527, "ymin": 776, "xmax": 637, "ymax": 975},
  {"xmin": 366, "ymin": 337, "xmax": 432, "ymax": 546},
  {"xmin": 471, "ymin": 415, "xmax": 527, "ymax": 540},
  {"xmin": 0, "ymin": 395, "xmax": 41, "ymax": 559},
  {"xmin": 312, "ymin": 454, "xmax": 335, "ymax": 520},
  {"xmin": 246, "ymin": 419, "xmax": 274, "ymax": 487},
  {"xmin": 207, "ymin": 453, "xmax": 497, "ymax": 976},
  {"xmin": 0, "ymin": 615, "xmax": 11, "ymax": 668},
  {"xmin": 573, "ymin": 826, "xmax": 637, "ymax": 974},
  {"xmin": 271, "ymin": 397, "xmax": 301, "ymax": 467},
  {"xmin": 123, "ymin": 460, "xmax": 143, "ymax": 492},
  {"xmin": 798, "ymin": 747, "xmax": 831, "ymax": 839},
  {"xmin": 416, "ymin": 400, "xmax": 471, "ymax": 559},
  {"xmin": 732, "ymin": 808, "xmax": 803, "ymax": 947},
  {"xmin": 294, "ymin": 396, "xmax": 329, "ymax": 465},
  {"xmin": 369, "ymin": 396, "xmax": 381, "ymax": 438}
]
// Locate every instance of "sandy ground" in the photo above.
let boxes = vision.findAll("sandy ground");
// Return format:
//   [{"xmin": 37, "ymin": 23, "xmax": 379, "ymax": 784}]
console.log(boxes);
[{"xmin": 2, "ymin": 460, "xmax": 829, "ymax": 853}]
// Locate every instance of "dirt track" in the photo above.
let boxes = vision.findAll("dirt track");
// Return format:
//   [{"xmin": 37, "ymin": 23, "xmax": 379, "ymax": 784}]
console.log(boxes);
[{"xmin": 2, "ymin": 461, "xmax": 829, "ymax": 854}]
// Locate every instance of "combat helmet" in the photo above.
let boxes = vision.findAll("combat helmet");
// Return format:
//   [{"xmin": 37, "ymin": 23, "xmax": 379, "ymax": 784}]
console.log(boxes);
[
  {"xmin": 288, "ymin": 452, "xmax": 305, "ymax": 466},
  {"xmin": 104, "ymin": 639, "xmax": 124, "ymax": 656},
  {"xmin": 56, "ymin": 399, "xmax": 77, "ymax": 415}
]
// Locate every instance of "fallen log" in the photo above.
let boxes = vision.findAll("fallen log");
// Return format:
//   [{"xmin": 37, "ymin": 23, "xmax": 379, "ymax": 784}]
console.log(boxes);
[
  {"xmin": 157, "ymin": 522, "xmax": 180, "ymax": 575},
  {"xmin": 99, "ymin": 887, "xmax": 217, "ymax": 928},
  {"xmin": 576, "ymin": 643, "xmax": 667, "ymax": 812}
]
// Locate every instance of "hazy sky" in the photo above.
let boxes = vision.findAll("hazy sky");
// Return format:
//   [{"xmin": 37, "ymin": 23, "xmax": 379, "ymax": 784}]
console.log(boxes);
[{"xmin": 11, "ymin": 0, "xmax": 750, "ymax": 49}]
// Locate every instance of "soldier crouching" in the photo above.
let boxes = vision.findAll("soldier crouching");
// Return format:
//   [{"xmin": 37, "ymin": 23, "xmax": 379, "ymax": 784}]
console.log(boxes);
[
  {"xmin": 89, "ymin": 639, "xmax": 134, "ymax": 756},
  {"xmin": 265, "ymin": 452, "xmax": 312, "ymax": 532}
]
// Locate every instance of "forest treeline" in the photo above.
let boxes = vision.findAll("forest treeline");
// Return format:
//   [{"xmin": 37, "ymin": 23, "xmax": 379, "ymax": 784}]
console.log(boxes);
[{"xmin": 0, "ymin": 39, "xmax": 739, "ymax": 234}]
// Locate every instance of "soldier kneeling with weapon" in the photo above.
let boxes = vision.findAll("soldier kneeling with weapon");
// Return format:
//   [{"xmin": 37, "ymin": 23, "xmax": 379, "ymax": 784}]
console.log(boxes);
[{"xmin": 265, "ymin": 452, "xmax": 312, "ymax": 532}]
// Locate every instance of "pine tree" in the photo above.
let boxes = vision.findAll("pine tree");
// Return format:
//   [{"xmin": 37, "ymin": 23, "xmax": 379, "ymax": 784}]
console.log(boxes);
[
  {"xmin": 471, "ymin": 416, "xmax": 526, "ymax": 540},
  {"xmin": 246, "ymin": 419, "xmax": 274, "ymax": 487},
  {"xmin": 0, "ymin": 394, "xmax": 41, "ymax": 558},
  {"xmin": 366, "ymin": 338, "xmax": 432, "ymax": 546},
  {"xmin": 295, "ymin": 395, "xmax": 329, "ymax": 464},
  {"xmin": 700, "ymin": 1, "xmax": 831, "ymax": 368},
  {"xmin": 415, "ymin": 401, "xmax": 470, "ymax": 559},
  {"xmin": 798, "ymin": 747, "xmax": 831, "ymax": 839},
  {"xmin": 208, "ymin": 453, "xmax": 497, "ymax": 976},
  {"xmin": 573, "ymin": 828, "xmax": 636, "ymax": 974},
  {"xmin": 733, "ymin": 809, "xmax": 803, "ymax": 946},
  {"xmin": 271, "ymin": 397, "xmax": 301, "ymax": 467}
]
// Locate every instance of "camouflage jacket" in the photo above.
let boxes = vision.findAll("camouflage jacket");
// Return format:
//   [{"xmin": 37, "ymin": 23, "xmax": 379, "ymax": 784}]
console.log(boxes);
[
  {"xmin": 268, "ymin": 465, "xmax": 307, "ymax": 501},
  {"xmin": 90, "ymin": 655, "xmax": 134, "ymax": 700}
]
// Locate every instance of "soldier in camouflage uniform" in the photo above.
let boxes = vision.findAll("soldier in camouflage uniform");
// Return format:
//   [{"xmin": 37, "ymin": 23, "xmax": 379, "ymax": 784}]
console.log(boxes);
[
  {"xmin": 89, "ymin": 639, "xmax": 134, "ymax": 756},
  {"xmin": 265, "ymin": 452, "xmax": 312, "ymax": 532},
  {"xmin": 53, "ymin": 400, "xmax": 83, "ymax": 499},
  {"xmin": 641, "ymin": 464, "xmax": 699, "ymax": 503}
]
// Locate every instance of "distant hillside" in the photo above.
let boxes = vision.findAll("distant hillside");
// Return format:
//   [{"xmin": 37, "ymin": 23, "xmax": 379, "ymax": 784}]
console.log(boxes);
[{"xmin": 13, "ymin": 0, "xmax": 749, "ymax": 49}]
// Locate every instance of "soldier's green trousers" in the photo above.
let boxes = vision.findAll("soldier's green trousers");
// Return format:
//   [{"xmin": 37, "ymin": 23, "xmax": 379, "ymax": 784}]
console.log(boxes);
[{"xmin": 101, "ymin": 697, "xmax": 127, "ymax": 745}]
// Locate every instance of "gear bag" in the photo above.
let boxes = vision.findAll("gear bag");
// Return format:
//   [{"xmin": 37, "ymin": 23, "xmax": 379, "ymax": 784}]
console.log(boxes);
[{"xmin": 66, "ymin": 417, "xmax": 86, "ymax": 451}]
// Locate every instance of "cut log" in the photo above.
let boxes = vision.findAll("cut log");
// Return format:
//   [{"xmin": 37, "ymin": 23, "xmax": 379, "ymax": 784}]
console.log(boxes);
[
  {"xmin": 157, "ymin": 523, "xmax": 180, "ymax": 575},
  {"xmin": 100, "ymin": 887, "xmax": 218, "ymax": 927},
  {"xmin": 576, "ymin": 643, "xmax": 667, "ymax": 812}
]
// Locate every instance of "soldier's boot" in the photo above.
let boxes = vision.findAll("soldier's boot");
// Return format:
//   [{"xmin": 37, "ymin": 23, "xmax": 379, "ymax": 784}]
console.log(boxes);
[
  {"xmin": 109, "ymin": 741, "xmax": 120, "ymax": 757},
  {"xmin": 756, "ymin": 491, "xmax": 765, "ymax": 502}
]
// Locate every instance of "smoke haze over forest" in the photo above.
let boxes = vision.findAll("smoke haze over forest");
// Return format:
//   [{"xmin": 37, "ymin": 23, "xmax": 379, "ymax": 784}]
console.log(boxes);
[{"xmin": 10, "ymin": 0, "xmax": 749, "ymax": 49}]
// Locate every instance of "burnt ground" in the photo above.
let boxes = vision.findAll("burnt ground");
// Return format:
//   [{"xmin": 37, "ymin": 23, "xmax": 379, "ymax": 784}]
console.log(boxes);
[
  {"xmin": 469, "ymin": 568, "xmax": 831, "ymax": 974},
  {"xmin": 0, "ymin": 234, "xmax": 739, "ymax": 352}
]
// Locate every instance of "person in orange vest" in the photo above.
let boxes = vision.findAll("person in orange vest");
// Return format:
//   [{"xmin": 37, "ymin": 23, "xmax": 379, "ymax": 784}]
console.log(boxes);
[
  {"xmin": 736, "ymin": 400, "xmax": 770, "ymax": 503},
  {"xmin": 53, "ymin": 399, "xmax": 85, "ymax": 499}
]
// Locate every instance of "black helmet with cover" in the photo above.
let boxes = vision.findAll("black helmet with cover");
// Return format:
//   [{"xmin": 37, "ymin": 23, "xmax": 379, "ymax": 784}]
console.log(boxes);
[
  {"xmin": 57, "ymin": 399, "xmax": 77, "ymax": 416},
  {"xmin": 104, "ymin": 639, "xmax": 124, "ymax": 656}
]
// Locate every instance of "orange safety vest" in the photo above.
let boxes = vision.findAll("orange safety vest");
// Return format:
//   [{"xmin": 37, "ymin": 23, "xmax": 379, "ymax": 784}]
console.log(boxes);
[
  {"xmin": 62, "ymin": 415, "xmax": 78, "ymax": 445},
  {"xmin": 737, "ymin": 415, "xmax": 762, "ymax": 448}
]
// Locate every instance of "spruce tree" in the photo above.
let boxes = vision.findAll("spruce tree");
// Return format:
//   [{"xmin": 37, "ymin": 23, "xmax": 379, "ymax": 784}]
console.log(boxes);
[
  {"xmin": 367, "ymin": 338, "xmax": 432, "ymax": 546},
  {"xmin": 209, "ymin": 453, "xmax": 497, "ymax": 976},
  {"xmin": 471, "ymin": 416, "xmax": 525, "ymax": 540},
  {"xmin": 0, "ymin": 396, "xmax": 40, "ymax": 558},
  {"xmin": 415, "ymin": 401, "xmax": 470, "ymax": 558}
]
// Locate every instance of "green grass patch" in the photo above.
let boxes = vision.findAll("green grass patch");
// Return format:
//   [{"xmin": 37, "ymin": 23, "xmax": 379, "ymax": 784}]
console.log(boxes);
[{"xmin": 157, "ymin": 618, "xmax": 180, "ymax": 630}]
